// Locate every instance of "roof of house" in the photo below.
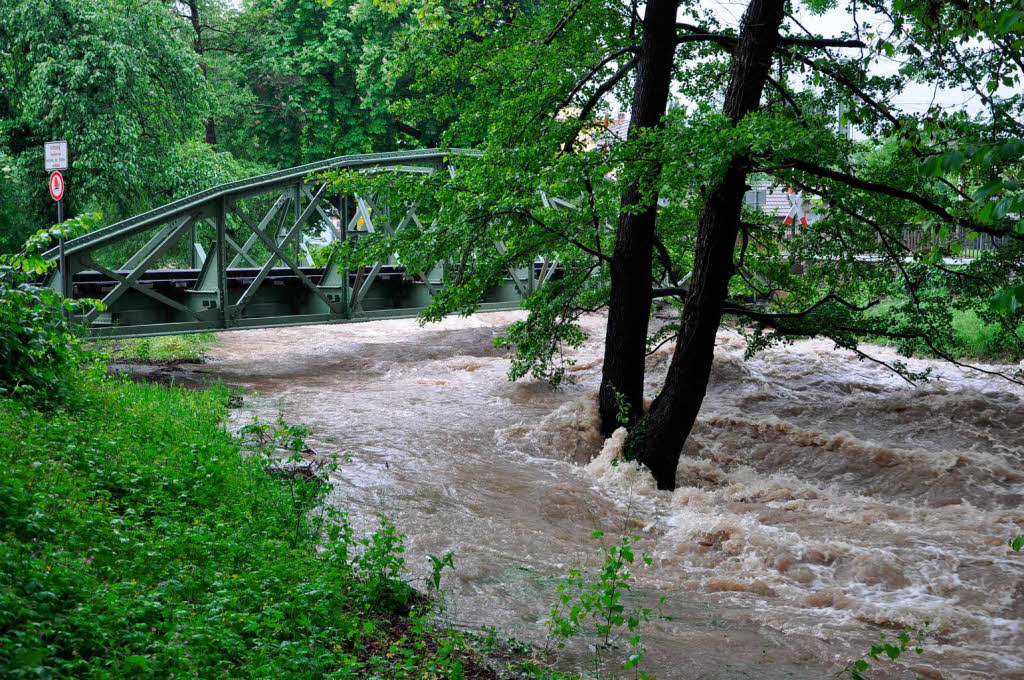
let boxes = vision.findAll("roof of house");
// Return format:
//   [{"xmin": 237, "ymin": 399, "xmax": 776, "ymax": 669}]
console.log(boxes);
[{"xmin": 749, "ymin": 180, "xmax": 816, "ymax": 221}]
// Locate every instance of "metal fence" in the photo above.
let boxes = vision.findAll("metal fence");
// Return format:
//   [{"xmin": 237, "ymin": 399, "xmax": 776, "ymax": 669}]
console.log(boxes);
[{"xmin": 899, "ymin": 224, "xmax": 1006, "ymax": 257}]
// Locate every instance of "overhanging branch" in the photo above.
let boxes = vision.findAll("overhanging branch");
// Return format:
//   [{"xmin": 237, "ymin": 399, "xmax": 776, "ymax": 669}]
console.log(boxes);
[
  {"xmin": 558, "ymin": 46, "xmax": 639, "ymax": 112},
  {"xmin": 562, "ymin": 55, "xmax": 639, "ymax": 153},
  {"xmin": 769, "ymin": 158, "xmax": 1023, "ymax": 241},
  {"xmin": 675, "ymin": 23, "xmax": 865, "ymax": 49}
]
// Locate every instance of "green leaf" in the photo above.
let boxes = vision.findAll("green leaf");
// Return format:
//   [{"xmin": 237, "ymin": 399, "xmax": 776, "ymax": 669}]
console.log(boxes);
[
  {"xmin": 920, "ymin": 155, "xmax": 942, "ymax": 177},
  {"xmin": 1001, "ymin": 139, "xmax": 1024, "ymax": 161},
  {"xmin": 996, "ymin": 9, "xmax": 1024, "ymax": 33},
  {"xmin": 993, "ymin": 197, "xmax": 1013, "ymax": 219},
  {"xmin": 12, "ymin": 648, "xmax": 48, "ymax": 669},
  {"xmin": 972, "ymin": 179, "xmax": 1002, "ymax": 201},
  {"xmin": 124, "ymin": 655, "xmax": 150, "ymax": 671},
  {"xmin": 939, "ymin": 150, "xmax": 965, "ymax": 172},
  {"xmin": 991, "ymin": 285, "xmax": 1024, "ymax": 314}
]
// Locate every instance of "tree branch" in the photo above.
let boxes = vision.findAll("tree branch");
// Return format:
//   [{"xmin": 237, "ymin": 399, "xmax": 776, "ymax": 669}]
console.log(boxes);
[
  {"xmin": 765, "ymin": 74, "xmax": 806, "ymax": 123},
  {"xmin": 770, "ymin": 158, "xmax": 1022, "ymax": 241},
  {"xmin": 676, "ymin": 23, "xmax": 865, "ymax": 49},
  {"xmin": 727, "ymin": 300, "xmax": 1024, "ymax": 386},
  {"xmin": 725, "ymin": 292, "xmax": 882, "ymax": 320},
  {"xmin": 496, "ymin": 208, "xmax": 612, "ymax": 263},
  {"xmin": 562, "ymin": 55, "xmax": 639, "ymax": 153},
  {"xmin": 545, "ymin": 0, "xmax": 589, "ymax": 46},
  {"xmin": 652, "ymin": 235, "xmax": 681, "ymax": 287},
  {"xmin": 558, "ymin": 45, "xmax": 638, "ymax": 112},
  {"xmin": 395, "ymin": 120, "xmax": 424, "ymax": 140},
  {"xmin": 788, "ymin": 177, "xmax": 988, "ymax": 282}
]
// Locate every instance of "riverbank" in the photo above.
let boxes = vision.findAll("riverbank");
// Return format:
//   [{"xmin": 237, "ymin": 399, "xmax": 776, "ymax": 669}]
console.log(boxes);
[{"xmin": 0, "ymin": 368, "xmax": 561, "ymax": 679}]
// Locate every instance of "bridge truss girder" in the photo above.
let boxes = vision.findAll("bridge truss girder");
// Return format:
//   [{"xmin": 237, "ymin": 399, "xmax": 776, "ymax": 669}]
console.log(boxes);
[{"xmin": 43, "ymin": 149, "xmax": 566, "ymax": 339}]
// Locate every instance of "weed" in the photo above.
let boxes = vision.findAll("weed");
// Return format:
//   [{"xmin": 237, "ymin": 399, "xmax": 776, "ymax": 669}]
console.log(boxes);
[
  {"xmin": 837, "ymin": 624, "xmax": 929, "ymax": 680},
  {"xmin": 427, "ymin": 550, "xmax": 457, "ymax": 594},
  {"xmin": 546, "ymin": 531, "xmax": 662, "ymax": 679}
]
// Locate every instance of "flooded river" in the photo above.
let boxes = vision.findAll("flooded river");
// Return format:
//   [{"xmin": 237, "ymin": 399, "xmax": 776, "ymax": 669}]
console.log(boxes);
[{"xmin": 198, "ymin": 312, "xmax": 1024, "ymax": 679}]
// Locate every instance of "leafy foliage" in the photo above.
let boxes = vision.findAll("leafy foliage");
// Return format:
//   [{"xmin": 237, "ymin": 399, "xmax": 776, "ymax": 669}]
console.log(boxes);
[
  {"xmin": 0, "ymin": 214, "xmax": 100, "ymax": 403},
  {"xmin": 546, "ymin": 531, "xmax": 662, "ymax": 679},
  {"xmin": 0, "ymin": 0, "xmax": 208, "ymax": 235},
  {"xmin": 96, "ymin": 333, "xmax": 217, "ymax": 364},
  {"xmin": 837, "ymin": 624, "xmax": 929, "ymax": 680}
]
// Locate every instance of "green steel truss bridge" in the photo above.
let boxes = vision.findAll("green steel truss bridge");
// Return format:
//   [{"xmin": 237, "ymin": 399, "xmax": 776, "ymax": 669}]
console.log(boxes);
[{"xmin": 42, "ymin": 149, "xmax": 567, "ymax": 339}]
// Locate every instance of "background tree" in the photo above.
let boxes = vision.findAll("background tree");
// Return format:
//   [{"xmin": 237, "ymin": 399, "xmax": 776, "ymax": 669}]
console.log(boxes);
[
  {"xmin": 214, "ymin": 0, "xmax": 442, "ymax": 168},
  {"xmin": 0, "ymin": 0, "xmax": 444, "ymax": 243},
  {"xmin": 0, "ymin": 0, "xmax": 208, "ymax": 245}
]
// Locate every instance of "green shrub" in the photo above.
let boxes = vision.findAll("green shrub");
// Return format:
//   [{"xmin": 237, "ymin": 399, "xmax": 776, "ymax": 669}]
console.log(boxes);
[
  {"xmin": 0, "ymin": 214, "xmax": 100, "ymax": 403},
  {"xmin": 96, "ymin": 333, "xmax": 217, "ymax": 363}
]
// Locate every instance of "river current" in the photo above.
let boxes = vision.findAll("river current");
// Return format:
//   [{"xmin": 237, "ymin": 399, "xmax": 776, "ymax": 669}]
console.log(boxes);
[{"xmin": 198, "ymin": 312, "xmax": 1024, "ymax": 679}]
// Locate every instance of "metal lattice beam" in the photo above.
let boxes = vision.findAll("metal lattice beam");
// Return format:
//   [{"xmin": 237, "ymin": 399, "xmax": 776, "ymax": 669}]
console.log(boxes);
[{"xmin": 44, "ymin": 148, "xmax": 572, "ymax": 339}]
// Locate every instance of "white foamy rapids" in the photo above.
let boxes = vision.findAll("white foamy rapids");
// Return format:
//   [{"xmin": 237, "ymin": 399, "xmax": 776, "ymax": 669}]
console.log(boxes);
[
  {"xmin": 541, "ymin": 327, "xmax": 1024, "ymax": 678},
  {"xmin": 203, "ymin": 314, "xmax": 1024, "ymax": 679},
  {"xmin": 494, "ymin": 391, "xmax": 606, "ymax": 464}
]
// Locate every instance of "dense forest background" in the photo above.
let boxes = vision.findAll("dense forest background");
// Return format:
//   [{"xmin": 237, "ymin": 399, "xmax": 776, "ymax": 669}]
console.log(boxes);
[{"xmin": 0, "ymin": 0, "xmax": 450, "ymax": 251}]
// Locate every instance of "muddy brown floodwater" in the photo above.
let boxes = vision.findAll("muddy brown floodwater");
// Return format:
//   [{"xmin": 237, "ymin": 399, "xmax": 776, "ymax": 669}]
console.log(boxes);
[{"xmin": 197, "ymin": 312, "xmax": 1024, "ymax": 680}]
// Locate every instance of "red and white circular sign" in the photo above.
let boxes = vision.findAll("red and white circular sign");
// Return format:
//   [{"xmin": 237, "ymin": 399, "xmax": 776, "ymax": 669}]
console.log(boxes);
[{"xmin": 49, "ymin": 171, "xmax": 64, "ymax": 201}]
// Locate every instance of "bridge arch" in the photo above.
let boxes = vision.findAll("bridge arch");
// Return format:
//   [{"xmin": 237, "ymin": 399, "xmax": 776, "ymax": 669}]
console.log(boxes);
[{"xmin": 42, "ymin": 149, "xmax": 564, "ymax": 338}]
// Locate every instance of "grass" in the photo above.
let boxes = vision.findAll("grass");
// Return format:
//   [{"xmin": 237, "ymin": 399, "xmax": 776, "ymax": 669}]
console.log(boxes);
[
  {"xmin": 947, "ymin": 308, "xmax": 1019, "ymax": 361},
  {"xmin": 0, "ymin": 368, "xmax": 557, "ymax": 679},
  {"xmin": 94, "ymin": 332, "xmax": 217, "ymax": 363},
  {"xmin": 861, "ymin": 300, "xmax": 1023, "ymax": 363}
]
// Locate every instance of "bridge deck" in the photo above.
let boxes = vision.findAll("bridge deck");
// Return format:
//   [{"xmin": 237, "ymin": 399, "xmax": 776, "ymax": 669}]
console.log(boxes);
[{"xmin": 70, "ymin": 264, "xmax": 549, "ymax": 339}]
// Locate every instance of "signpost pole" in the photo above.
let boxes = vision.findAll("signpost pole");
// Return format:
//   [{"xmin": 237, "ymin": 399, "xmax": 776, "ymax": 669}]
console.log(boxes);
[{"xmin": 45, "ymin": 141, "xmax": 70, "ymax": 307}]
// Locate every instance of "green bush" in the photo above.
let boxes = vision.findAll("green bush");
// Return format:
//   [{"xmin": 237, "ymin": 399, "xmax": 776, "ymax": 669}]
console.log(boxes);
[
  {"xmin": 0, "ymin": 215, "xmax": 99, "ymax": 403},
  {"xmin": 96, "ymin": 333, "xmax": 218, "ymax": 363}
]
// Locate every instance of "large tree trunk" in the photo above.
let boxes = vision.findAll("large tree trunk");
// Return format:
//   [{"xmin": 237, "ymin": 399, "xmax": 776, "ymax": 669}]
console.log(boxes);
[
  {"xmin": 635, "ymin": 0, "xmax": 786, "ymax": 489},
  {"xmin": 598, "ymin": 0, "xmax": 679, "ymax": 436}
]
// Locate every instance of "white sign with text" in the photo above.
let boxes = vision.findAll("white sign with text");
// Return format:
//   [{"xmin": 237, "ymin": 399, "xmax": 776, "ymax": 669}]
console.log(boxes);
[{"xmin": 45, "ymin": 141, "xmax": 68, "ymax": 171}]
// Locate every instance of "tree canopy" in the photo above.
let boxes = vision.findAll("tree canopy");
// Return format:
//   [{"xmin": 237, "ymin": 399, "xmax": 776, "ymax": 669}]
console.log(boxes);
[{"xmin": 321, "ymin": 0, "xmax": 1024, "ymax": 486}]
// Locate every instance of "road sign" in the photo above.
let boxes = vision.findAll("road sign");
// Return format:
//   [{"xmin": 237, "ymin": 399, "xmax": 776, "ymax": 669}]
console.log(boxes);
[
  {"xmin": 49, "ymin": 171, "xmax": 65, "ymax": 201},
  {"xmin": 45, "ymin": 141, "xmax": 68, "ymax": 171},
  {"xmin": 782, "ymin": 186, "xmax": 809, "ymax": 228}
]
